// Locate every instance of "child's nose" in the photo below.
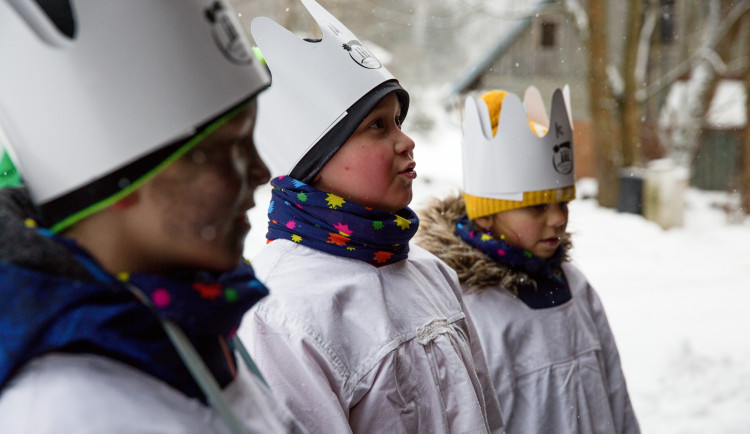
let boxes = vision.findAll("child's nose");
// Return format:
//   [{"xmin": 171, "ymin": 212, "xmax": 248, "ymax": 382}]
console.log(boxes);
[
  {"xmin": 246, "ymin": 150, "xmax": 271, "ymax": 189},
  {"xmin": 395, "ymin": 130, "xmax": 415, "ymax": 156},
  {"xmin": 548, "ymin": 204, "xmax": 567, "ymax": 227}
]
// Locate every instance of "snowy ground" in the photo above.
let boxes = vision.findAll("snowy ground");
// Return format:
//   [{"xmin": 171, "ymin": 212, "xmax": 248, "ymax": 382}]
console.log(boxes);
[{"xmin": 245, "ymin": 107, "xmax": 750, "ymax": 433}]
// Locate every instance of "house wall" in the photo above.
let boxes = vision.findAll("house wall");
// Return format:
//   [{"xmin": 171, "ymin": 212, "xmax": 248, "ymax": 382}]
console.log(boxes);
[
  {"xmin": 465, "ymin": 1, "xmax": 709, "ymax": 182},
  {"xmin": 469, "ymin": 5, "xmax": 601, "ymax": 180},
  {"xmin": 692, "ymin": 129, "xmax": 744, "ymax": 191},
  {"xmin": 473, "ymin": 12, "xmax": 590, "ymax": 119},
  {"xmin": 468, "ymin": 1, "xmax": 633, "ymax": 120}
]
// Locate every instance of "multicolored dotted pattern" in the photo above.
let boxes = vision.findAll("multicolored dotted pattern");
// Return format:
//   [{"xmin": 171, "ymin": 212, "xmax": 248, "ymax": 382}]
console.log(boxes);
[
  {"xmin": 116, "ymin": 262, "xmax": 269, "ymax": 336},
  {"xmin": 266, "ymin": 176, "xmax": 419, "ymax": 266},
  {"xmin": 455, "ymin": 215, "xmax": 564, "ymax": 275}
]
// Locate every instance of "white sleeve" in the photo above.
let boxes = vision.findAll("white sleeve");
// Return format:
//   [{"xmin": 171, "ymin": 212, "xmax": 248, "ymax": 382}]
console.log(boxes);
[
  {"xmin": 458, "ymin": 289, "xmax": 506, "ymax": 433},
  {"xmin": 441, "ymin": 262, "xmax": 505, "ymax": 433},
  {"xmin": 242, "ymin": 303, "xmax": 354, "ymax": 434},
  {"xmin": 586, "ymin": 282, "xmax": 641, "ymax": 434}
]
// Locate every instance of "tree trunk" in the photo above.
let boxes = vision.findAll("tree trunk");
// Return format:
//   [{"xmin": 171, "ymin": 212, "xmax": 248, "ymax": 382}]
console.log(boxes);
[
  {"xmin": 622, "ymin": 0, "xmax": 644, "ymax": 168},
  {"xmin": 587, "ymin": 0, "xmax": 620, "ymax": 208}
]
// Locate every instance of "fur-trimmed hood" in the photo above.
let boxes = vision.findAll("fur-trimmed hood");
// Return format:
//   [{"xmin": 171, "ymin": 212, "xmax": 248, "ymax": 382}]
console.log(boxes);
[{"xmin": 415, "ymin": 192, "xmax": 571, "ymax": 293}]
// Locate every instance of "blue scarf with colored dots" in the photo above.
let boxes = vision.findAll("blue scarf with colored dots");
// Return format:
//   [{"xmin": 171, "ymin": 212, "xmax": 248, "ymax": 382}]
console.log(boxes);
[
  {"xmin": 266, "ymin": 176, "xmax": 419, "ymax": 266},
  {"xmin": 0, "ymin": 229, "xmax": 268, "ymax": 402},
  {"xmin": 455, "ymin": 215, "xmax": 571, "ymax": 308}
]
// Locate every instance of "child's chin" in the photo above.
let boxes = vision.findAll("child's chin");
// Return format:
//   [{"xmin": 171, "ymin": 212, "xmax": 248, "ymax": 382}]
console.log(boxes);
[
  {"xmin": 535, "ymin": 250, "xmax": 556, "ymax": 260},
  {"xmin": 192, "ymin": 250, "xmax": 243, "ymax": 273}
]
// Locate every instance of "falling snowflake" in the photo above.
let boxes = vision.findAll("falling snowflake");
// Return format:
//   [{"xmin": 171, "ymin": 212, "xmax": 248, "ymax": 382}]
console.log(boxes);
[
  {"xmin": 326, "ymin": 193, "xmax": 346, "ymax": 209},
  {"xmin": 393, "ymin": 215, "xmax": 411, "ymax": 230}
]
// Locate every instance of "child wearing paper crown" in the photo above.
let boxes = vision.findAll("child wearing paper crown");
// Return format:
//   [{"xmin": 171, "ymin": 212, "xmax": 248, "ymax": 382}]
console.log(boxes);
[
  {"xmin": 238, "ymin": 0, "xmax": 504, "ymax": 432},
  {"xmin": 0, "ymin": 2, "xmax": 305, "ymax": 432},
  {"xmin": 416, "ymin": 88, "xmax": 640, "ymax": 434}
]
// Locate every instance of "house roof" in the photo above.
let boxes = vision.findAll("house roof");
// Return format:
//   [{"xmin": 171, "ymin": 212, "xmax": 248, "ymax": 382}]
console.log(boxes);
[{"xmin": 449, "ymin": 0, "xmax": 554, "ymax": 96}]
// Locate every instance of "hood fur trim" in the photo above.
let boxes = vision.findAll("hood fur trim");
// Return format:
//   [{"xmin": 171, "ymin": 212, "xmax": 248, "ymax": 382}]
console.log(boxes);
[{"xmin": 415, "ymin": 192, "xmax": 571, "ymax": 293}]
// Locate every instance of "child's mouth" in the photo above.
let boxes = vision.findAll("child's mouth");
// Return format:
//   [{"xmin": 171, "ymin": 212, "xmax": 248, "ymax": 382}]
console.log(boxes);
[{"xmin": 400, "ymin": 163, "xmax": 417, "ymax": 179}]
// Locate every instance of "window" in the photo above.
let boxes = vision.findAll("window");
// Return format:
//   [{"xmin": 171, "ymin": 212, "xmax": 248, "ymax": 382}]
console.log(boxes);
[{"xmin": 541, "ymin": 20, "xmax": 557, "ymax": 48}]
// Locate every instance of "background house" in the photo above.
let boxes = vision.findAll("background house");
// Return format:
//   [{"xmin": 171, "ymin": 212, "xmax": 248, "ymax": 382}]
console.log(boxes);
[
  {"xmin": 447, "ymin": 1, "xmax": 694, "ymax": 181},
  {"xmin": 446, "ymin": 0, "xmax": 748, "ymax": 194}
]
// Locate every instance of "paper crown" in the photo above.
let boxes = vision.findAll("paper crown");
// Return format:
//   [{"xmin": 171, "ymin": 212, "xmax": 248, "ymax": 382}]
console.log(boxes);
[
  {"xmin": 251, "ymin": 0, "xmax": 399, "ymax": 177},
  {"xmin": 462, "ymin": 86, "xmax": 576, "ymax": 209},
  {"xmin": 0, "ymin": 0, "xmax": 269, "ymax": 230}
]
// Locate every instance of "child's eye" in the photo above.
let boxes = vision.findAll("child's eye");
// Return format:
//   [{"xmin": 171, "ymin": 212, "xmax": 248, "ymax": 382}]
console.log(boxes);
[
  {"xmin": 395, "ymin": 115, "xmax": 403, "ymax": 129},
  {"xmin": 369, "ymin": 119, "xmax": 384, "ymax": 129},
  {"xmin": 531, "ymin": 204, "xmax": 548, "ymax": 212}
]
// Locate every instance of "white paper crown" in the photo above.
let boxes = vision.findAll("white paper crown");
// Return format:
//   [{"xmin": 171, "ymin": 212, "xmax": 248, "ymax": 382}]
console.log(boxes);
[
  {"xmin": 0, "ymin": 0, "xmax": 269, "ymax": 206},
  {"xmin": 251, "ymin": 0, "xmax": 397, "ymax": 177},
  {"xmin": 462, "ymin": 86, "xmax": 575, "ymax": 201}
]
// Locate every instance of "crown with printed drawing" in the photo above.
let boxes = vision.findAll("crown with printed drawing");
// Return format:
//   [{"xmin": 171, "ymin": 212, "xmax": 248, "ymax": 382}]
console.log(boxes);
[
  {"xmin": 0, "ymin": 0, "xmax": 270, "ymax": 231},
  {"xmin": 251, "ymin": 0, "xmax": 403, "ymax": 178},
  {"xmin": 462, "ymin": 86, "xmax": 577, "ymax": 220}
]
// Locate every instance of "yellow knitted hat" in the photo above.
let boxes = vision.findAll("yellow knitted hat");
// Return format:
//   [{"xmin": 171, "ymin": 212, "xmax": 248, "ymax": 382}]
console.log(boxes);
[{"xmin": 463, "ymin": 90, "xmax": 576, "ymax": 220}]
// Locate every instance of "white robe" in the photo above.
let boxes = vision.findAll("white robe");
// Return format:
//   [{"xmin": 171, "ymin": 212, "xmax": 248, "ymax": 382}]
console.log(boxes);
[
  {"xmin": 462, "ymin": 263, "xmax": 640, "ymax": 434},
  {"xmin": 240, "ymin": 240, "xmax": 504, "ymax": 433},
  {"xmin": 0, "ymin": 352, "xmax": 305, "ymax": 433}
]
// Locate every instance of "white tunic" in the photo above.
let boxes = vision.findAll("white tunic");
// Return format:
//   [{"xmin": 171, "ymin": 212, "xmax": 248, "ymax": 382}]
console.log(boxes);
[
  {"xmin": 0, "ymin": 352, "xmax": 305, "ymax": 433},
  {"xmin": 240, "ymin": 240, "xmax": 504, "ymax": 433},
  {"xmin": 462, "ymin": 263, "xmax": 640, "ymax": 434}
]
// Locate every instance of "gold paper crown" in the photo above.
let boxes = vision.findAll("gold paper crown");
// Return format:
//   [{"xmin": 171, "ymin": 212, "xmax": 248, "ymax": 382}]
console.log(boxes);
[{"xmin": 461, "ymin": 86, "xmax": 576, "ymax": 220}]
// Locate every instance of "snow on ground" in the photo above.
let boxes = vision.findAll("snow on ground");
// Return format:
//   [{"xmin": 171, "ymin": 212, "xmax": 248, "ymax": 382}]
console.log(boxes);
[
  {"xmin": 245, "ymin": 103, "xmax": 750, "ymax": 433},
  {"xmin": 569, "ymin": 182, "xmax": 750, "ymax": 434}
]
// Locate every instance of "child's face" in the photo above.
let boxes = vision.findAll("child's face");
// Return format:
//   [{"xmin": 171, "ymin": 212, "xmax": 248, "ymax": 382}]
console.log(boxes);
[
  {"xmin": 127, "ymin": 102, "xmax": 270, "ymax": 272},
  {"xmin": 477, "ymin": 202, "xmax": 569, "ymax": 259},
  {"xmin": 312, "ymin": 93, "xmax": 416, "ymax": 213}
]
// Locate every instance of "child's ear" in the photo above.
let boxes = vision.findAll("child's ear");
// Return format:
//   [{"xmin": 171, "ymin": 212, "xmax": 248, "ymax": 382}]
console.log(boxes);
[
  {"xmin": 111, "ymin": 191, "xmax": 140, "ymax": 210},
  {"xmin": 473, "ymin": 215, "xmax": 493, "ymax": 231}
]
